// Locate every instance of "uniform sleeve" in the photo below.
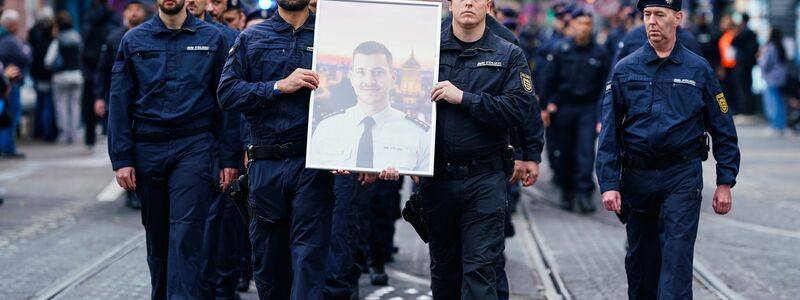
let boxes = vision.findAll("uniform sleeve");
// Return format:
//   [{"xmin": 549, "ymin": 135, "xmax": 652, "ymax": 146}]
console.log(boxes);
[
  {"xmin": 596, "ymin": 74, "xmax": 625, "ymax": 193},
  {"xmin": 537, "ymin": 47, "xmax": 559, "ymax": 106},
  {"xmin": 703, "ymin": 68, "xmax": 740, "ymax": 187},
  {"xmin": 217, "ymin": 34, "xmax": 279, "ymax": 112},
  {"xmin": 214, "ymin": 36, "xmax": 243, "ymax": 169},
  {"xmin": 93, "ymin": 38, "xmax": 114, "ymax": 100},
  {"xmin": 218, "ymin": 110, "xmax": 243, "ymax": 169},
  {"xmin": 240, "ymin": 114, "xmax": 250, "ymax": 151},
  {"xmin": 517, "ymin": 96, "xmax": 544, "ymax": 162},
  {"xmin": 459, "ymin": 48, "xmax": 533, "ymax": 128},
  {"xmin": 108, "ymin": 37, "xmax": 136, "ymax": 171}
]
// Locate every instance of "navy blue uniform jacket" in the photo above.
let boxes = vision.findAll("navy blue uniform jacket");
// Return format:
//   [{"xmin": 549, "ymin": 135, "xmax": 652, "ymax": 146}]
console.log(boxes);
[
  {"xmin": 436, "ymin": 26, "xmax": 534, "ymax": 162},
  {"xmin": 108, "ymin": 14, "xmax": 229, "ymax": 170},
  {"xmin": 597, "ymin": 41, "xmax": 740, "ymax": 193}
]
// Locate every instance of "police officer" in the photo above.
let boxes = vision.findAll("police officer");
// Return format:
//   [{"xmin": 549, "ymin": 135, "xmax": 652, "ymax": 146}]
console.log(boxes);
[
  {"xmin": 186, "ymin": 0, "xmax": 244, "ymax": 298},
  {"xmin": 443, "ymin": 7, "xmax": 544, "ymax": 299},
  {"xmin": 108, "ymin": 0, "xmax": 230, "ymax": 298},
  {"xmin": 540, "ymin": 8, "xmax": 609, "ymax": 213},
  {"xmin": 535, "ymin": 3, "xmax": 570, "ymax": 185},
  {"xmin": 218, "ymin": 1, "xmax": 397, "ymax": 298},
  {"xmin": 422, "ymin": 0, "xmax": 535, "ymax": 298},
  {"xmin": 94, "ymin": 0, "xmax": 146, "ymax": 210},
  {"xmin": 310, "ymin": 41, "xmax": 431, "ymax": 173},
  {"xmin": 221, "ymin": 0, "xmax": 246, "ymax": 30},
  {"xmin": 597, "ymin": 1, "xmax": 740, "ymax": 298},
  {"xmin": 206, "ymin": 0, "xmax": 228, "ymax": 23}
]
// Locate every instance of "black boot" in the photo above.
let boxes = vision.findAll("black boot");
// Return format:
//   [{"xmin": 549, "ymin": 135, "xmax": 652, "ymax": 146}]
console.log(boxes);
[
  {"xmin": 369, "ymin": 264, "xmax": 389, "ymax": 286},
  {"xmin": 560, "ymin": 189, "xmax": 574, "ymax": 211},
  {"xmin": 577, "ymin": 193, "xmax": 596, "ymax": 213}
]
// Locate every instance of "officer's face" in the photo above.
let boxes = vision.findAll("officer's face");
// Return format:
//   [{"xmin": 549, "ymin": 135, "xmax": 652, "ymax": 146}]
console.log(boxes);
[
  {"xmin": 450, "ymin": 0, "xmax": 491, "ymax": 28},
  {"xmin": 350, "ymin": 53, "xmax": 395, "ymax": 106},
  {"xmin": 571, "ymin": 15, "xmax": 593, "ymax": 41},
  {"xmin": 158, "ymin": 0, "xmax": 186, "ymax": 15},
  {"xmin": 206, "ymin": 0, "xmax": 226, "ymax": 21},
  {"xmin": 643, "ymin": 7, "xmax": 682, "ymax": 44},
  {"xmin": 124, "ymin": 3, "xmax": 146, "ymax": 28},
  {"xmin": 223, "ymin": 9, "xmax": 244, "ymax": 30},
  {"xmin": 186, "ymin": 0, "xmax": 208, "ymax": 18},
  {"xmin": 278, "ymin": 0, "xmax": 310, "ymax": 11}
]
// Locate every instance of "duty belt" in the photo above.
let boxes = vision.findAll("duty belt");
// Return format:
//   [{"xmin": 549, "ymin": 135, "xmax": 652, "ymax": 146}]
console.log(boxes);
[
  {"xmin": 621, "ymin": 135, "xmax": 709, "ymax": 170},
  {"xmin": 133, "ymin": 126, "xmax": 211, "ymax": 143},
  {"xmin": 247, "ymin": 142, "xmax": 306, "ymax": 160},
  {"xmin": 434, "ymin": 156, "xmax": 505, "ymax": 180}
]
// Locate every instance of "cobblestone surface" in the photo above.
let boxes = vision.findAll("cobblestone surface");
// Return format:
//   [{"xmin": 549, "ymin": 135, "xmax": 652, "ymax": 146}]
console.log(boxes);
[{"xmin": 521, "ymin": 168, "xmax": 718, "ymax": 300}]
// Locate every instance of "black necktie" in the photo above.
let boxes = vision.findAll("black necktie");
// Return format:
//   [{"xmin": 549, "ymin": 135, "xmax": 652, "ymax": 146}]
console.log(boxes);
[{"xmin": 357, "ymin": 116, "xmax": 375, "ymax": 168}]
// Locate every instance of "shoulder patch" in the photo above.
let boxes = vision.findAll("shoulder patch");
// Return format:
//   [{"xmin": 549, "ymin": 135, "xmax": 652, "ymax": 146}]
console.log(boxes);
[
  {"xmin": 605, "ymin": 81, "xmax": 612, "ymax": 94},
  {"xmin": 520, "ymin": 72, "xmax": 533, "ymax": 93},
  {"xmin": 320, "ymin": 109, "xmax": 346, "ymax": 120},
  {"xmin": 715, "ymin": 93, "xmax": 729, "ymax": 114},
  {"xmin": 405, "ymin": 114, "xmax": 430, "ymax": 131}
]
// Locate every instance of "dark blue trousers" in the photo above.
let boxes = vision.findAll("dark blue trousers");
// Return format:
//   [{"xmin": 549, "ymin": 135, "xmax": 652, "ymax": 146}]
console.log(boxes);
[
  {"xmin": 33, "ymin": 85, "xmax": 57, "ymax": 141},
  {"xmin": 133, "ymin": 132, "xmax": 216, "ymax": 300},
  {"xmin": 551, "ymin": 103, "xmax": 598, "ymax": 195},
  {"xmin": 204, "ymin": 167, "xmax": 246, "ymax": 300},
  {"xmin": 622, "ymin": 159, "xmax": 703, "ymax": 300},
  {"xmin": 248, "ymin": 157, "xmax": 334, "ymax": 300},
  {"xmin": 324, "ymin": 174, "xmax": 361, "ymax": 299},
  {"xmin": 369, "ymin": 180, "xmax": 403, "ymax": 265},
  {"xmin": 421, "ymin": 171, "xmax": 507, "ymax": 299}
]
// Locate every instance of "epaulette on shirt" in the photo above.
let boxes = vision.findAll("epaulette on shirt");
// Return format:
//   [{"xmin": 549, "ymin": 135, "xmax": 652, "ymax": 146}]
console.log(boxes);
[
  {"xmin": 405, "ymin": 114, "xmax": 430, "ymax": 132},
  {"xmin": 320, "ymin": 108, "xmax": 346, "ymax": 121}
]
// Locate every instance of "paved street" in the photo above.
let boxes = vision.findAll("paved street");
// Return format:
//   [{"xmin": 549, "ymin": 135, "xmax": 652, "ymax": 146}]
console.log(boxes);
[{"xmin": 0, "ymin": 124, "xmax": 798, "ymax": 299}]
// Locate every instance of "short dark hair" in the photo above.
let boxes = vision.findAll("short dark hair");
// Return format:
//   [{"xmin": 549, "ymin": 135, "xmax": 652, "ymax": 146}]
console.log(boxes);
[
  {"xmin": 741, "ymin": 13, "xmax": 749, "ymax": 24},
  {"xmin": 352, "ymin": 41, "xmax": 393, "ymax": 69},
  {"xmin": 56, "ymin": 11, "xmax": 72, "ymax": 30}
]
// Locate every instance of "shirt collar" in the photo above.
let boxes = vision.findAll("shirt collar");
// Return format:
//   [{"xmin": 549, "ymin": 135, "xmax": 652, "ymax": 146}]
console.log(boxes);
[
  {"xmin": 271, "ymin": 9, "xmax": 316, "ymax": 32},
  {"xmin": 151, "ymin": 12, "xmax": 200, "ymax": 35},
  {"xmin": 349, "ymin": 104, "xmax": 399, "ymax": 127},
  {"xmin": 642, "ymin": 40, "xmax": 683, "ymax": 65}
]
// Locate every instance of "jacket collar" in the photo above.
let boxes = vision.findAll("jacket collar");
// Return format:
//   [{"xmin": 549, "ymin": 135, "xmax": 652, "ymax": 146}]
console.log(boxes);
[
  {"xmin": 642, "ymin": 40, "xmax": 683, "ymax": 65},
  {"xmin": 151, "ymin": 11, "xmax": 200, "ymax": 35},
  {"xmin": 270, "ymin": 9, "xmax": 316, "ymax": 32},
  {"xmin": 441, "ymin": 24, "xmax": 497, "ymax": 53}
]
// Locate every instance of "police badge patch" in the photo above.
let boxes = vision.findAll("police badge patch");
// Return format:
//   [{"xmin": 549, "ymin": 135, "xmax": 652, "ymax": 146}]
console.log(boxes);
[
  {"xmin": 716, "ymin": 93, "xmax": 729, "ymax": 113},
  {"xmin": 520, "ymin": 72, "xmax": 533, "ymax": 93}
]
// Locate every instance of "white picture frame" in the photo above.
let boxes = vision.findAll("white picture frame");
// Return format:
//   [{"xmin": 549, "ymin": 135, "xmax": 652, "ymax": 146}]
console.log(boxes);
[{"xmin": 305, "ymin": 0, "xmax": 441, "ymax": 176}]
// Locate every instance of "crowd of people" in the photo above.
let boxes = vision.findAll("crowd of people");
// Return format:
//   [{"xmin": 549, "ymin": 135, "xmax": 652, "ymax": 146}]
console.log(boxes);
[{"xmin": 0, "ymin": 0, "xmax": 783, "ymax": 298}]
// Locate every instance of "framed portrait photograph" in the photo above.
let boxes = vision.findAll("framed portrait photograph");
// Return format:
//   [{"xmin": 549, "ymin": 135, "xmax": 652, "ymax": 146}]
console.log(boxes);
[{"xmin": 305, "ymin": 0, "xmax": 441, "ymax": 176}]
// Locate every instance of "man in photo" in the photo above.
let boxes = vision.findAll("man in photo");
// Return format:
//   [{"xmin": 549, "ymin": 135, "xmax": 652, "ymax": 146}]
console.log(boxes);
[{"xmin": 311, "ymin": 41, "xmax": 431, "ymax": 173}]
